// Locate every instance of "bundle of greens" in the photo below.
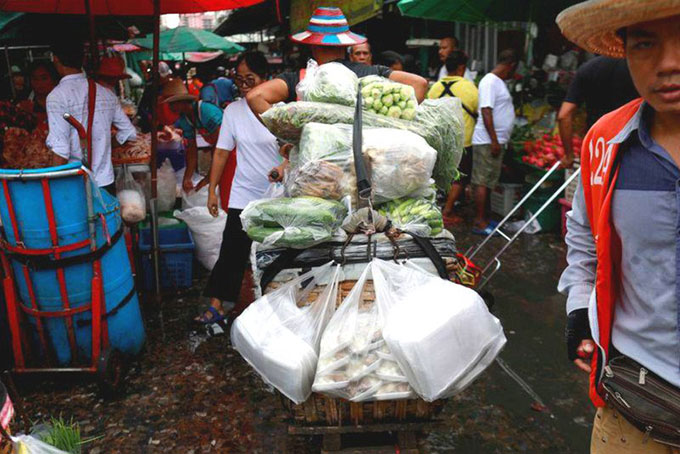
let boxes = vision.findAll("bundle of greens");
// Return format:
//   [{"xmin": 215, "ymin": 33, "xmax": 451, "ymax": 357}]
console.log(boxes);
[
  {"xmin": 297, "ymin": 61, "xmax": 358, "ymax": 107},
  {"xmin": 378, "ymin": 198, "xmax": 444, "ymax": 236},
  {"xmin": 288, "ymin": 123, "xmax": 436, "ymax": 204},
  {"xmin": 261, "ymin": 99, "xmax": 464, "ymax": 190},
  {"xmin": 360, "ymin": 75, "xmax": 417, "ymax": 120},
  {"xmin": 241, "ymin": 197, "xmax": 347, "ymax": 249}
]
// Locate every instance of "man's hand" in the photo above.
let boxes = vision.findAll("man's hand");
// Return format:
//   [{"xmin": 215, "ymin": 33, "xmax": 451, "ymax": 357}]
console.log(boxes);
[
  {"xmin": 278, "ymin": 142, "xmax": 293, "ymax": 159},
  {"xmin": 573, "ymin": 340, "xmax": 595, "ymax": 373},
  {"xmin": 560, "ymin": 153, "xmax": 575, "ymax": 169},
  {"xmin": 195, "ymin": 176, "xmax": 209, "ymax": 192},
  {"xmin": 182, "ymin": 175, "xmax": 194, "ymax": 193},
  {"xmin": 207, "ymin": 190, "xmax": 219, "ymax": 218},
  {"xmin": 490, "ymin": 142, "xmax": 502, "ymax": 157},
  {"xmin": 566, "ymin": 308, "xmax": 594, "ymax": 373}
]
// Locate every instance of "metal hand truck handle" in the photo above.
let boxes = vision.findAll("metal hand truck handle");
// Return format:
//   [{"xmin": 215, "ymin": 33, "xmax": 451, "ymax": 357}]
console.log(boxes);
[{"xmin": 466, "ymin": 162, "xmax": 582, "ymax": 287}]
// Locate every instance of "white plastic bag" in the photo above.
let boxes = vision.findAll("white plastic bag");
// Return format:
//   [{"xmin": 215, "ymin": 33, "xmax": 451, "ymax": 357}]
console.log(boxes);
[
  {"xmin": 115, "ymin": 167, "xmax": 147, "ymax": 224},
  {"xmin": 10, "ymin": 435, "xmax": 69, "ymax": 454},
  {"xmin": 296, "ymin": 60, "xmax": 358, "ymax": 107},
  {"xmin": 174, "ymin": 207, "xmax": 227, "ymax": 270},
  {"xmin": 157, "ymin": 159, "xmax": 177, "ymax": 212},
  {"xmin": 232, "ymin": 263, "xmax": 341, "ymax": 404},
  {"xmin": 290, "ymin": 123, "xmax": 437, "ymax": 204},
  {"xmin": 312, "ymin": 263, "xmax": 415, "ymax": 402},
  {"xmin": 372, "ymin": 259, "xmax": 506, "ymax": 401}
]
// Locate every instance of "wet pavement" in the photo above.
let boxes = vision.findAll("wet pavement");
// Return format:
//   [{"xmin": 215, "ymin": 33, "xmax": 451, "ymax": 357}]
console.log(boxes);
[{"xmin": 14, "ymin": 218, "xmax": 594, "ymax": 453}]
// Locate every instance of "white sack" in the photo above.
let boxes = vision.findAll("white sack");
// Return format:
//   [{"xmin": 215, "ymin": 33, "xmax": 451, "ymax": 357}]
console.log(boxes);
[
  {"xmin": 373, "ymin": 259, "xmax": 506, "ymax": 401},
  {"xmin": 231, "ymin": 263, "xmax": 340, "ymax": 404},
  {"xmin": 312, "ymin": 263, "xmax": 415, "ymax": 402},
  {"xmin": 157, "ymin": 159, "xmax": 177, "ymax": 212},
  {"xmin": 174, "ymin": 207, "xmax": 227, "ymax": 270}
]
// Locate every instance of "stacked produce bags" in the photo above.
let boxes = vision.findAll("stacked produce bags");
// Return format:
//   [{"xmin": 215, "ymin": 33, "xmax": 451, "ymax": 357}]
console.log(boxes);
[{"xmin": 233, "ymin": 62, "xmax": 499, "ymax": 406}]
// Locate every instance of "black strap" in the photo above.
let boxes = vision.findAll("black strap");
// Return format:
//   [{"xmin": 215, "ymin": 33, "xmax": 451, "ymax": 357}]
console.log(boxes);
[
  {"xmin": 400, "ymin": 231, "xmax": 449, "ymax": 280},
  {"xmin": 260, "ymin": 248, "xmax": 306, "ymax": 292},
  {"xmin": 76, "ymin": 287, "xmax": 137, "ymax": 327},
  {"xmin": 438, "ymin": 79, "xmax": 478, "ymax": 120},
  {"xmin": 354, "ymin": 88, "xmax": 371, "ymax": 202},
  {"xmin": 7, "ymin": 227, "xmax": 123, "ymax": 270}
]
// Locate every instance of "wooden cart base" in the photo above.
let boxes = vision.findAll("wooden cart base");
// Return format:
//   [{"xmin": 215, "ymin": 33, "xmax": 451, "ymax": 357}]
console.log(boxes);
[{"xmin": 287, "ymin": 421, "xmax": 446, "ymax": 454}]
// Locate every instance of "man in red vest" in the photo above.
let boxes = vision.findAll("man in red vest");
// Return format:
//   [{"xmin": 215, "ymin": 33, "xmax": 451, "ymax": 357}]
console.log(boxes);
[{"xmin": 557, "ymin": 1, "xmax": 680, "ymax": 452}]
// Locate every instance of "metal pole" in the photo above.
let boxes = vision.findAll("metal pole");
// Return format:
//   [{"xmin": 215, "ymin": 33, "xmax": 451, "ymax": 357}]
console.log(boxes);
[
  {"xmin": 4, "ymin": 46, "xmax": 15, "ymax": 99},
  {"xmin": 150, "ymin": 0, "xmax": 165, "ymax": 337},
  {"xmin": 84, "ymin": 0, "xmax": 98, "ymax": 72}
]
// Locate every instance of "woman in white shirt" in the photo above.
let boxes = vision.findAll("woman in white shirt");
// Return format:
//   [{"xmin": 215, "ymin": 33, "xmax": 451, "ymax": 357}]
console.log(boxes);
[{"xmin": 194, "ymin": 52, "xmax": 281, "ymax": 329}]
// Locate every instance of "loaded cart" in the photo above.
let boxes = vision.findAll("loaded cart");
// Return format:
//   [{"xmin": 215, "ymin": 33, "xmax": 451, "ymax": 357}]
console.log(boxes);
[
  {"xmin": 233, "ymin": 89, "xmax": 507, "ymax": 453},
  {"xmin": 0, "ymin": 111, "xmax": 146, "ymax": 393}
]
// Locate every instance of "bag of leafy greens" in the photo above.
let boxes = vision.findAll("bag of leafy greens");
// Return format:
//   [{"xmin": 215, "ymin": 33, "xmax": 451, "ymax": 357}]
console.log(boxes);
[{"xmin": 240, "ymin": 196, "xmax": 347, "ymax": 249}]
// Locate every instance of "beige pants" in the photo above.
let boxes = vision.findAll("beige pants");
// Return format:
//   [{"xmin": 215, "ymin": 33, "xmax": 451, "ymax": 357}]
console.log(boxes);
[{"xmin": 591, "ymin": 406, "xmax": 680, "ymax": 454}]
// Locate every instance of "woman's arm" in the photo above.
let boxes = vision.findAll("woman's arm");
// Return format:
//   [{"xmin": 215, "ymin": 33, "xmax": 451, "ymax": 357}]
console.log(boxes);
[
  {"xmin": 246, "ymin": 79, "xmax": 290, "ymax": 116},
  {"xmin": 207, "ymin": 146, "xmax": 231, "ymax": 217}
]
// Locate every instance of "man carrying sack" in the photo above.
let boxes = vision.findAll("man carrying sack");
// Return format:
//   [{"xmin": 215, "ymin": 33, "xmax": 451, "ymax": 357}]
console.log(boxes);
[{"xmin": 557, "ymin": 1, "xmax": 680, "ymax": 452}]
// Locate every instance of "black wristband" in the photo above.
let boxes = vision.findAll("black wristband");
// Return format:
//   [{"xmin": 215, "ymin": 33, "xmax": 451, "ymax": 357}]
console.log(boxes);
[{"xmin": 566, "ymin": 308, "xmax": 592, "ymax": 361}]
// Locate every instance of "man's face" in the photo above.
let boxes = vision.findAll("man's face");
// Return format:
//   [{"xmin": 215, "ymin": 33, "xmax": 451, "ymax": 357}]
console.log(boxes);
[
  {"xmin": 439, "ymin": 38, "xmax": 455, "ymax": 63},
  {"xmin": 625, "ymin": 15, "xmax": 680, "ymax": 114},
  {"xmin": 350, "ymin": 43, "xmax": 372, "ymax": 65}
]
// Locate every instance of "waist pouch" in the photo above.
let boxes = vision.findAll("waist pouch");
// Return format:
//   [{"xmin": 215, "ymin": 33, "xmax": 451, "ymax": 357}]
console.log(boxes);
[{"xmin": 602, "ymin": 355, "xmax": 680, "ymax": 447}]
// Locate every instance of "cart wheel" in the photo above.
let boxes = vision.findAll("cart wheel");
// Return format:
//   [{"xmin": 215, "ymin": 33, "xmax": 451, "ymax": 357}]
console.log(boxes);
[
  {"xmin": 97, "ymin": 348, "xmax": 126, "ymax": 396},
  {"xmin": 479, "ymin": 290, "xmax": 495, "ymax": 310}
]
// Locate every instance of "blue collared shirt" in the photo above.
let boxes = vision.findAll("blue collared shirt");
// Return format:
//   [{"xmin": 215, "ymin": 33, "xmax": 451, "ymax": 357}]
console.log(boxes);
[{"xmin": 559, "ymin": 102, "xmax": 680, "ymax": 386}]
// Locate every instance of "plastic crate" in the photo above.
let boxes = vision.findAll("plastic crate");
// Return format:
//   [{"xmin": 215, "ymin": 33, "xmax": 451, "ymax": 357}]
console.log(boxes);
[
  {"xmin": 490, "ymin": 183, "xmax": 523, "ymax": 217},
  {"xmin": 564, "ymin": 160, "xmax": 581, "ymax": 203},
  {"xmin": 139, "ymin": 224, "xmax": 194, "ymax": 290}
]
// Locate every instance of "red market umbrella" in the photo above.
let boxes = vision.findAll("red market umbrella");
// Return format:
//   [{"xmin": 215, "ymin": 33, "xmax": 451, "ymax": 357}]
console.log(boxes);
[{"xmin": 0, "ymin": 0, "xmax": 263, "ymax": 15}]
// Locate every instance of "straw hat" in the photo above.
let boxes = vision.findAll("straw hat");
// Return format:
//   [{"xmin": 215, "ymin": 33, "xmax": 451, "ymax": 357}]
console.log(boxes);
[
  {"xmin": 556, "ymin": 0, "xmax": 680, "ymax": 58},
  {"xmin": 161, "ymin": 78, "xmax": 197, "ymax": 103},
  {"xmin": 291, "ymin": 6, "xmax": 367, "ymax": 47},
  {"xmin": 96, "ymin": 56, "xmax": 131, "ymax": 80}
]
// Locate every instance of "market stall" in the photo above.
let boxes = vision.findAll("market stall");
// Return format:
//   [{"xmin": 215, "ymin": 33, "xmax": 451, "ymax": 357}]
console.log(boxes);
[{"xmin": 0, "ymin": 0, "xmax": 264, "ymax": 400}]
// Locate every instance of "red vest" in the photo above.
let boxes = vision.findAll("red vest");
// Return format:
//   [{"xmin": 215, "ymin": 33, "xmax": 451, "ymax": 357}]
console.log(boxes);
[{"xmin": 579, "ymin": 98, "xmax": 643, "ymax": 406}]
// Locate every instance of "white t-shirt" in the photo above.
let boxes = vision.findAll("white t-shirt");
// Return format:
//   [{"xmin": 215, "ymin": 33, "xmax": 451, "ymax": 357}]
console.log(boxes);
[
  {"xmin": 472, "ymin": 73, "xmax": 516, "ymax": 145},
  {"xmin": 216, "ymin": 99, "xmax": 281, "ymax": 210},
  {"xmin": 46, "ymin": 73, "xmax": 136, "ymax": 186}
]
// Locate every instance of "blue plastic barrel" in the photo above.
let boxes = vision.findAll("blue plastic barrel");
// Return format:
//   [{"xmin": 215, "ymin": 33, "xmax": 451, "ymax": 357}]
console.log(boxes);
[{"xmin": 0, "ymin": 163, "xmax": 145, "ymax": 366}]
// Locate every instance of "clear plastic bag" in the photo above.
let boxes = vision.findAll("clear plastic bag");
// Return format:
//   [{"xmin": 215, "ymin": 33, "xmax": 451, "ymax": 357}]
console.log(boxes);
[
  {"xmin": 232, "ymin": 262, "xmax": 341, "ymax": 404},
  {"xmin": 359, "ymin": 75, "xmax": 417, "ymax": 120},
  {"xmin": 288, "ymin": 123, "xmax": 436, "ymax": 204},
  {"xmin": 115, "ymin": 166, "xmax": 146, "ymax": 224},
  {"xmin": 10, "ymin": 435, "xmax": 70, "ymax": 454},
  {"xmin": 240, "ymin": 197, "xmax": 347, "ymax": 249},
  {"xmin": 174, "ymin": 207, "xmax": 227, "ymax": 270},
  {"xmin": 261, "ymin": 99, "xmax": 464, "ymax": 191},
  {"xmin": 377, "ymin": 198, "xmax": 444, "ymax": 237},
  {"xmin": 372, "ymin": 259, "xmax": 506, "ymax": 401},
  {"xmin": 312, "ymin": 263, "xmax": 415, "ymax": 402},
  {"xmin": 296, "ymin": 60, "xmax": 358, "ymax": 107},
  {"xmin": 157, "ymin": 158, "xmax": 178, "ymax": 212}
]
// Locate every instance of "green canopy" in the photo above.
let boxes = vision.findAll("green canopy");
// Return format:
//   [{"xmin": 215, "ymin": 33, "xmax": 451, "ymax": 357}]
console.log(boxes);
[
  {"xmin": 131, "ymin": 26, "xmax": 244, "ymax": 54},
  {"xmin": 397, "ymin": 0, "xmax": 580, "ymax": 24}
]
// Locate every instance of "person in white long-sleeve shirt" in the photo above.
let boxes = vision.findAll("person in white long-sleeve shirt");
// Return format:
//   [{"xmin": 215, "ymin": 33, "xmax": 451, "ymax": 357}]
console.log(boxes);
[{"xmin": 46, "ymin": 40, "xmax": 136, "ymax": 193}]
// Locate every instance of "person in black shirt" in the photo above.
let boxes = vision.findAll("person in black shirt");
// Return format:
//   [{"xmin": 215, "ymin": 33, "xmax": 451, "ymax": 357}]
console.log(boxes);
[
  {"xmin": 247, "ymin": 6, "xmax": 427, "ymax": 114},
  {"xmin": 557, "ymin": 56, "xmax": 639, "ymax": 167}
]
